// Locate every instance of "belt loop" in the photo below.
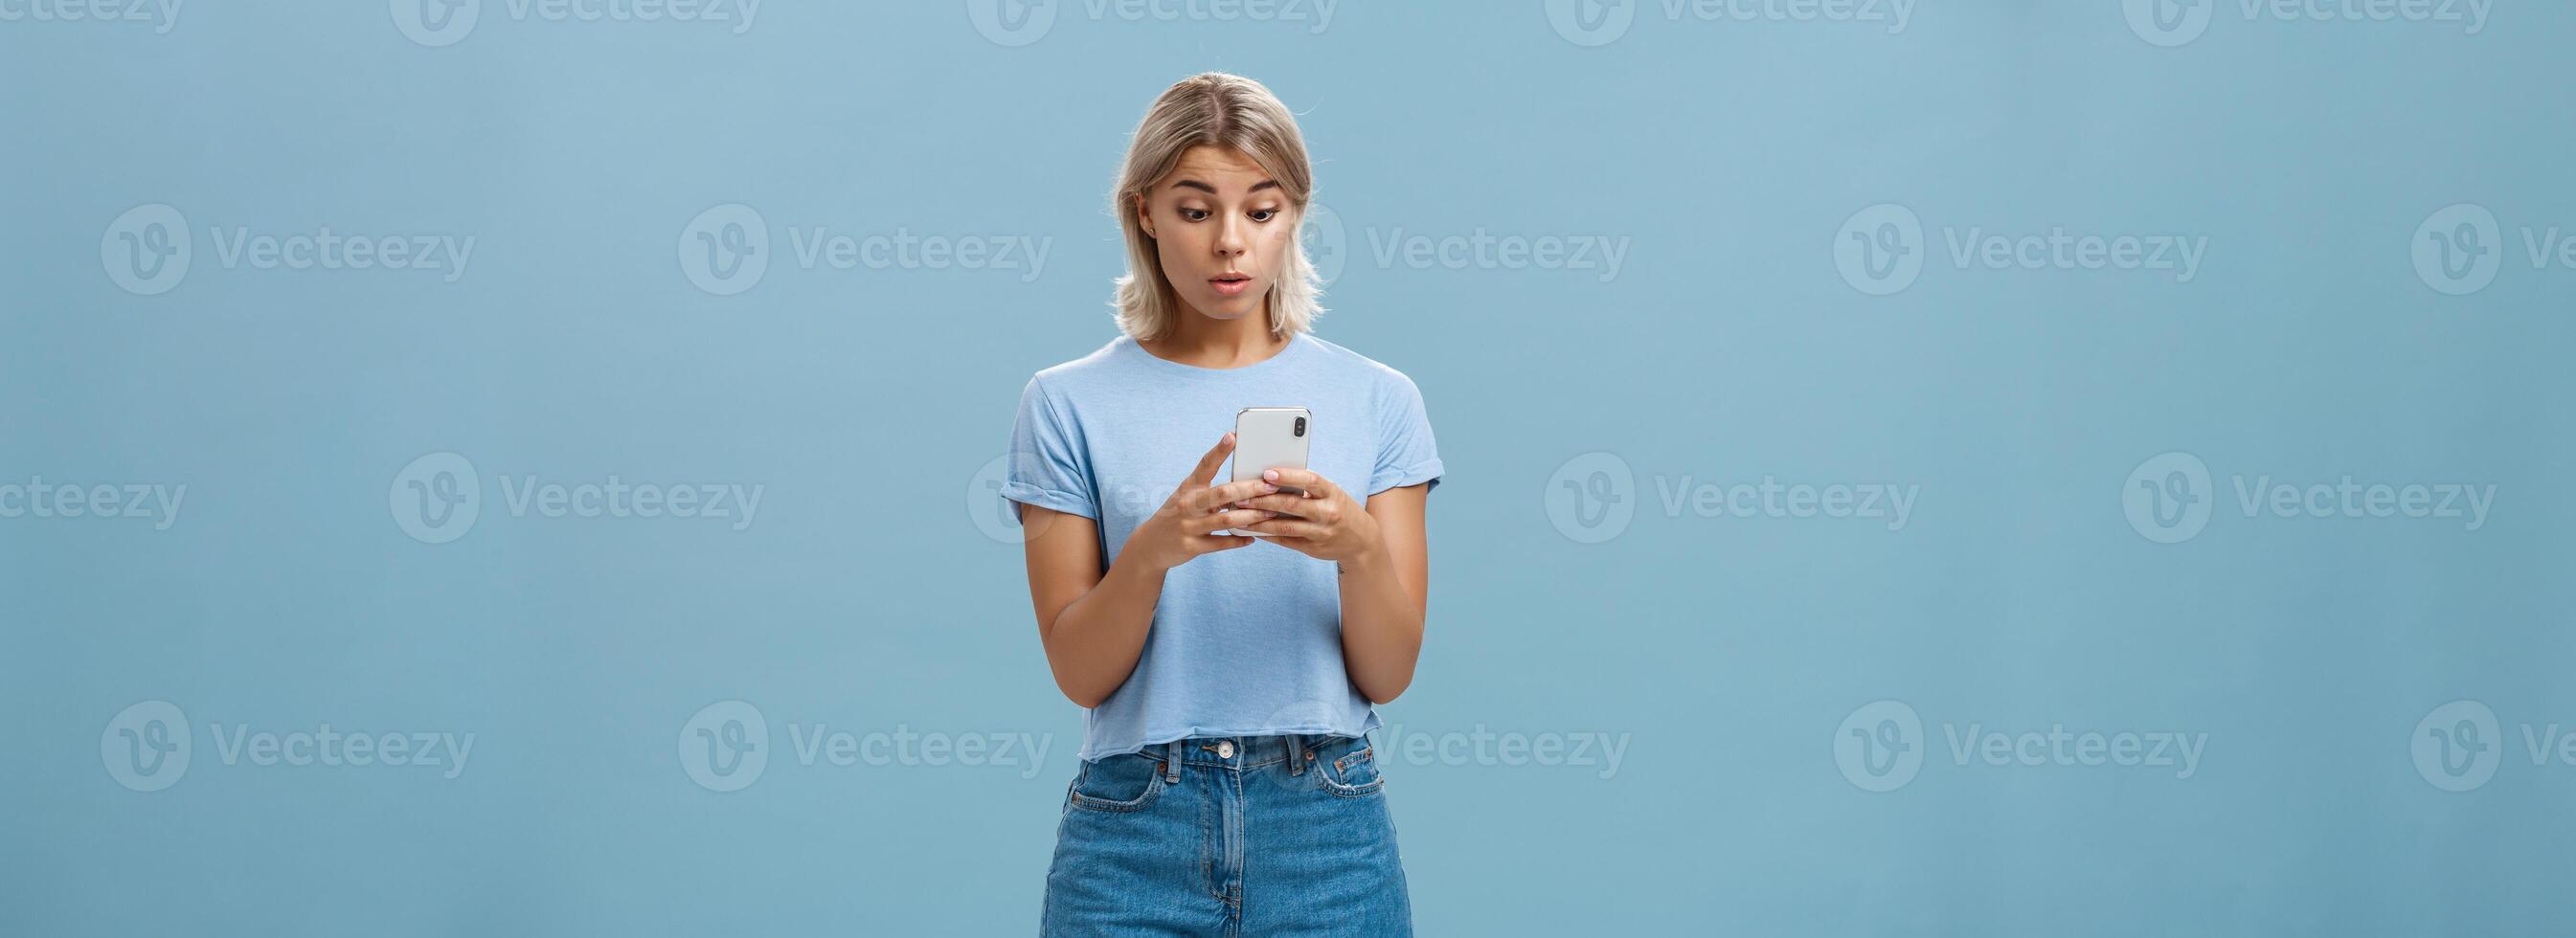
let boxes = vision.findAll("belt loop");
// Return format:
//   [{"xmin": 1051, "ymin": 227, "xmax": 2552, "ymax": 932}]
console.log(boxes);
[{"xmin": 1163, "ymin": 740, "xmax": 1181, "ymax": 783}]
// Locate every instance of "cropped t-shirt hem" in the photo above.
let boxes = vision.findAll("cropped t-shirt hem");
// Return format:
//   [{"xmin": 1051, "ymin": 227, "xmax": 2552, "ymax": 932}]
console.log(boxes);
[{"xmin": 1078, "ymin": 716, "xmax": 1386, "ymax": 763}]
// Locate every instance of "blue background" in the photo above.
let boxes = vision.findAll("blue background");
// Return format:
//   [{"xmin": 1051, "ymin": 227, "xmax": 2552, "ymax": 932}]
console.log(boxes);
[{"xmin": 7, "ymin": 1, "xmax": 2573, "ymax": 934}]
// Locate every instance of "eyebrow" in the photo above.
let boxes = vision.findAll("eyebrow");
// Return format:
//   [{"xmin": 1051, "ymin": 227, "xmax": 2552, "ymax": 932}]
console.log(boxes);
[{"xmin": 1168, "ymin": 179, "xmax": 1280, "ymax": 195}]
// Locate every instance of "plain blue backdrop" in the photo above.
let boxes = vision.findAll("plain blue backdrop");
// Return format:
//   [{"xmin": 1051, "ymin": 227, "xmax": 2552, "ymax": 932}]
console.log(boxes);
[{"xmin": 7, "ymin": 1, "xmax": 2574, "ymax": 934}]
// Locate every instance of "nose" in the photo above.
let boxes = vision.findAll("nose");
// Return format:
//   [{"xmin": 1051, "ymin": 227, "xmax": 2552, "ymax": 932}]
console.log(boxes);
[{"xmin": 1212, "ymin": 213, "xmax": 1249, "ymax": 257}]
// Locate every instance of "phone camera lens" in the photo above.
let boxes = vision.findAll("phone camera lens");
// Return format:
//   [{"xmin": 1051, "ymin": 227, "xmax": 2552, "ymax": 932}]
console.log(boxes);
[{"xmin": 1293, "ymin": 417, "xmax": 1305, "ymax": 436}]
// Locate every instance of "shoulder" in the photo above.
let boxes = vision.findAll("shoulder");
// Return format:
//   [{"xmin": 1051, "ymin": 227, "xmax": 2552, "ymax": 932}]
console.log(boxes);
[
  {"xmin": 1023, "ymin": 336, "xmax": 1129, "ymax": 397},
  {"xmin": 1298, "ymin": 333, "xmax": 1426, "ymax": 402}
]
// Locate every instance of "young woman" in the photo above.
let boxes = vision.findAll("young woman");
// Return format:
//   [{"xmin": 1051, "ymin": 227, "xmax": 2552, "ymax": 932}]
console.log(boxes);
[{"xmin": 1003, "ymin": 73, "xmax": 1442, "ymax": 935}]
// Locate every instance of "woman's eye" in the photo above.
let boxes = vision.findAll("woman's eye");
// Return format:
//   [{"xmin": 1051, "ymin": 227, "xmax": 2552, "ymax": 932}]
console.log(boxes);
[
  {"xmin": 1179, "ymin": 208, "xmax": 1209, "ymax": 222},
  {"xmin": 1249, "ymin": 209, "xmax": 1277, "ymax": 223}
]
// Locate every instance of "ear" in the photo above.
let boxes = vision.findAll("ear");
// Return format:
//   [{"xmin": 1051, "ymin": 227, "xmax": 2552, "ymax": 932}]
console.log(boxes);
[{"xmin": 1134, "ymin": 193, "xmax": 1155, "ymax": 237}]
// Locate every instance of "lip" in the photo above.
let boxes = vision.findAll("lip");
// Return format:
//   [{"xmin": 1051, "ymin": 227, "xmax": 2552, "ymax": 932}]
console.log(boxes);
[{"xmin": 1209, "ymin": 273, "xmax": 1253, "ymax": 297}]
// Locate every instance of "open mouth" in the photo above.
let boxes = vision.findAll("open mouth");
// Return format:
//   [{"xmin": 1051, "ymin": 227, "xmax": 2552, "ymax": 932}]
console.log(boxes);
[{"xmin": 1209, "ymin": 273, "xmax": 1253, "ymax": 297}]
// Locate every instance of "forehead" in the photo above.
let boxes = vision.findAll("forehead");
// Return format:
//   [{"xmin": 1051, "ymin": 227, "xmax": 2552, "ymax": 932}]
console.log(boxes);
[{"xmin": 1163, "ymin": 145, "xmax": 1272, "ymax": 190}]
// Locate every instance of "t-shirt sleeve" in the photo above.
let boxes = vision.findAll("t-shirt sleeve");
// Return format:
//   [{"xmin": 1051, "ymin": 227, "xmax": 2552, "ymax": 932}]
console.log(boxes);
[
  {"xmin": 1367, "ymin": 371, "xmax": 1444, "ymax": 497},
  {"xmin": 1003, "ymin": 375, "xmax": 1097, "ymax": 520}
]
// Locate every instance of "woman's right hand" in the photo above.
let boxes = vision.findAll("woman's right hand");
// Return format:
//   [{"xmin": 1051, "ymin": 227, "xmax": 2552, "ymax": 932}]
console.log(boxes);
[{"xmin": 1128, "ymin": 432, "xmax": 1279, "ymax": 571}]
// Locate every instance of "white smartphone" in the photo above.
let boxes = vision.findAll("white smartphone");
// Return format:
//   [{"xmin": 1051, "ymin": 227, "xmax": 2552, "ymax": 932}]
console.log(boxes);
[{"xmin": 1228, "ymin": 406, "xmax": 1310, "ymax": 537}]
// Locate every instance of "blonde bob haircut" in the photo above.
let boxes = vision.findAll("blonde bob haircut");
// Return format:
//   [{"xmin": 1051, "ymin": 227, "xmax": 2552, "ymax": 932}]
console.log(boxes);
[{"xmin": 1110, "ymin": 72, "xmax": 1322, "ymax": 342}]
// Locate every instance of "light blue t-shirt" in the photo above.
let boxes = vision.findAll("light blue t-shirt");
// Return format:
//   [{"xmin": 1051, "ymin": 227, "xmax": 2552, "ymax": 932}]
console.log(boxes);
[{"xmin": 1002, "ymin": 331, "xmax": 1444, "ymax": 762}]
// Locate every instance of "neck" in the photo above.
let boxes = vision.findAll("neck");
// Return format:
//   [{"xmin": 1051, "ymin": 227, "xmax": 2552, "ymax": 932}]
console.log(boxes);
[{"xmin": 1145, "ymin": 303, "xmax": 1288, "ymax": 368}]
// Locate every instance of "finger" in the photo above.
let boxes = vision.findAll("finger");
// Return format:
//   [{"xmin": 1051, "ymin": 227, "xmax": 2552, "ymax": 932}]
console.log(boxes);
[
  {"xmin": 1241, "ymin": 518, "xmax": 1327, "ymax": 539},
  {"xmin": 1260, "ymin": 468, "xmax": 1337, "ymax": 502},
  {"xmin": 1193, "ymin": 534, "xmax": 1256, "ymax": 553},
  {"xmin": 1233, "ymin": 494, "xmax": 1319, "ymax": 517},
  {"xmin": 1185, "ymin": 433, "xmax": 1237, "ymax": 487},
  {"xmin": 1186, "ymin": 508, "xmax": 1269, "ymax": 534},
  {"xmin": 1186, "ymin": 478, "xmax": 1279, "ymax": 513}
]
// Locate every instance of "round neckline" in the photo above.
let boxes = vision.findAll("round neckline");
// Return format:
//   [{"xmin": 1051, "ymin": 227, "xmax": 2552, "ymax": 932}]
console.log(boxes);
[{"xmin": 1121, "ymin": 331, "xmax": 1311, "ymax": 378}]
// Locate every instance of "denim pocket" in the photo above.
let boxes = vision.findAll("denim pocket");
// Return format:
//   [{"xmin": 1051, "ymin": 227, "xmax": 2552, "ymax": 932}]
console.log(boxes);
[
  {"xmin": 1320, "ymin": 741, "xmax": 1386, "ymax": 797},
  {"xmin": 1067, "ymin": 753, "xmax": 1165, "ymax": 813}
]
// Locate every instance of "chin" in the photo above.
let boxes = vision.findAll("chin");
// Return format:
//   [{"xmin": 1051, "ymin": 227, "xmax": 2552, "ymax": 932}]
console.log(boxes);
[{"xmin": 1187, "ymin": 292, "xmax": 1268, "ymax": 321}]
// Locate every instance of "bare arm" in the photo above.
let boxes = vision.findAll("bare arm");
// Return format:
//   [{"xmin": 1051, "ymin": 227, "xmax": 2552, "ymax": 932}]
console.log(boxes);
[
  {"xmin": 1018, "ymin": 433, "xmax": 1276, "ymax": 708},
  {"xmin": 1237, "ymin": 471, "xmax": 1433, "ymax": 704},
  {"xmin": 1338, "ymin": 483, "xmax": 1430, "ymax": 704}
]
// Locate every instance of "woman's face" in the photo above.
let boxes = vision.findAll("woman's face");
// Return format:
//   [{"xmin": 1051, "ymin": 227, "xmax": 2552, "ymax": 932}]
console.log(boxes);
[{"xmin": 1137, "ymin": 145, "xmax": 1297, "ymax": 327}]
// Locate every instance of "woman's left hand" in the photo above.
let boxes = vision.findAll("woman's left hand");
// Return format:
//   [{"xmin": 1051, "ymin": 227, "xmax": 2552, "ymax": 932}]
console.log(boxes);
[{"xmin": 1231, "ymin": 468, "xmax": 1381, "ymax": 565}]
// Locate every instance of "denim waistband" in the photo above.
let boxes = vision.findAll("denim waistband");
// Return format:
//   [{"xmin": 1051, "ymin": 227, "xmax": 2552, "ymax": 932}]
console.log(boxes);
[{"xmin": 1149, "ymin": 732, "xmax": 1367, "ymax": 781}]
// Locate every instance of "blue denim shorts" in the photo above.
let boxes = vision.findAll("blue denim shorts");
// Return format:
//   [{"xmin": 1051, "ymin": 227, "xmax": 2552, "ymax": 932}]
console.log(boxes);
[{"xmin": 1040, "ymin": 732, "xmax": 1412, "ymax": 936}]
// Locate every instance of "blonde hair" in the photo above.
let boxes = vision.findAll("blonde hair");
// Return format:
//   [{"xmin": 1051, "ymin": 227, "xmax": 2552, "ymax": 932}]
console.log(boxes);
[{"xmin": 1110, "ymin": 72, "xmax": 1323, "ymax": 342}]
